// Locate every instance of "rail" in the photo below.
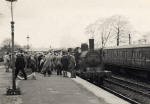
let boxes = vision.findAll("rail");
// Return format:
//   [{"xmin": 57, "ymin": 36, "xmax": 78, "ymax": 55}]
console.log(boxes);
[{"xmin": 99, "ymin": 85, "xmax": 141, "ymax": 104}]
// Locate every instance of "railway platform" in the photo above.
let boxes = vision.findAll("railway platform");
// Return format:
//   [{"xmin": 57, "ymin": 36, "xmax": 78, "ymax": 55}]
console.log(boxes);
[
  {"xmin": 0, "ymin": 65, "xmax": 130, "ymax": 104},
  {"xmin": 0, "ymin": 65, "xmax": 22, "ymax": 104}
]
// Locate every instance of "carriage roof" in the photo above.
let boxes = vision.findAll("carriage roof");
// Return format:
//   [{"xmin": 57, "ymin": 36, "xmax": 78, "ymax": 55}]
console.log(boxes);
[{"xmin": 104, "ymin": 44, "xmax": 150, "ymax": 49}]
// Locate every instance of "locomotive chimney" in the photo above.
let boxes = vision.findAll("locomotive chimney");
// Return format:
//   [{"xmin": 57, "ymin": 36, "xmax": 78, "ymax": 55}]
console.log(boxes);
[{"xmin": 89, "ymin": 39, "xmax": 94, "ymax": 51}]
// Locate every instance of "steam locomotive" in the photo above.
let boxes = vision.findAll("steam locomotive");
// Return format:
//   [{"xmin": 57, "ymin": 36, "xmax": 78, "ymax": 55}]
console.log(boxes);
[
  {"xmin": 75, "ymin": 39, "xmax": 111, "ymax": 84},
  {"xmin": 74, "ymin": 39, "xmax": 150, "ymax": 82}
]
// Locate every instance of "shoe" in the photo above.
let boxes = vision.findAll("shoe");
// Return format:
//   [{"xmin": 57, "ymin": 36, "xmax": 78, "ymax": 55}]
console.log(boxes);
[{"xmin": 24, "ymin": 78, "xmax": 27, "ymax": 80}]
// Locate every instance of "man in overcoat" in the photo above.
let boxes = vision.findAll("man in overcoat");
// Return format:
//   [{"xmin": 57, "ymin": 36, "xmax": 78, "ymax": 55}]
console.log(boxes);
[
  {"xmin": 15, "ymin": 53, "xmax": 27, "ymax": 80},
  {"xmin": 68, "ymin": 52, "xmax": 76, "ymax": 78}
]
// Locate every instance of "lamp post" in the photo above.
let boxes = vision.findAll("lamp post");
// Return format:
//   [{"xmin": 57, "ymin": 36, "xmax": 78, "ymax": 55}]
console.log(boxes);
[{"xmin": 6, "ymin": 0, "xmax": 21, "ymax": 95}]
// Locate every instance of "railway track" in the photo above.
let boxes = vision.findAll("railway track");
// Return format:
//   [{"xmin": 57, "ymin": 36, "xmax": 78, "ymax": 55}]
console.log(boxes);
[
  {"xmin": 100, "ymin": 85, "xmax": 141, "ymax": 104},
  {"xmin": 103, "ymin": 75, "xmax": 150, "ymax": 104},
  {"xmin": 111, "ymin": 76, "xmax": 150, "ymax": 90},
  {"xmin": 78, "ymin": 74, "xmax": 142, "ymax": 104}
]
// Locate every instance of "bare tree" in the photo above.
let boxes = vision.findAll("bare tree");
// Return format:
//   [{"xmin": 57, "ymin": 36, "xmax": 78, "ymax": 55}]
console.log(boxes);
[
  {"xmin": 106, "ymin": 15, "xmax": 133, "ymax": 46},
  {"xmin": 85, "ymin": 23, "xmax": 97, "ymax": 39},
  {"xmin": 86, "ymin": 15, "xmax": 134, "ymax": 48},
  {"xmin": 85, "ymin": 18, "xmax": 105, "ymax": 48},
  {"xmin": 0, "ymin": 38, "xmax": 11, "ymax": 52},
  {"xmin": 0, "ymin": 38, "xmax": 23, "ymax": 52},
  {"xmin": 97, "ymin": 18, "xmax": 113, "ymax": 48}
]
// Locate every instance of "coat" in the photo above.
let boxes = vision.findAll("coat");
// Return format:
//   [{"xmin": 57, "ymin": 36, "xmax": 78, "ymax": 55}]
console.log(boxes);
[
  {"xmin": 15, "ymin": 55, "xmax": 25, "ymax": 69},
  {"xmin": 41, "ymin": 54, "xmax": 54, "ymax": 72},
  {"xmin": 61, "ymin": 55, "xmax": 69, "ymax": 67},
  {"xmin": 55, "ymin": 55, "xmax": 62, "ymax": 66},
  {"xmin": 68, "ymin": 55, "xmax": 76, "ymax": 70}
]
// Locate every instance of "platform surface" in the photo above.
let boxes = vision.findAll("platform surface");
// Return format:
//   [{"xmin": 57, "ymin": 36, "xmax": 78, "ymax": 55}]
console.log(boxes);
[
  {"xmin": 0, "ymin": 65, "xmax": 130, "ymax": 104},
  {"xmin": 20, "ymin": 73, "xmax": 109, "ymax": 104}
]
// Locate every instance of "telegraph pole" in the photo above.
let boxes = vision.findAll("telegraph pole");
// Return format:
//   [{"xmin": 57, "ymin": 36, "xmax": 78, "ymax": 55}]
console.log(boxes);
[
  {"xmin": 26, "ymin": 35, "xmax": 30, "ymax": 52},
  {"xmin": 6, "ymin": 0, "xmax": 21, "ymax": 95},
  {"xmin": 129, "ymin": 34, "xmax": 131, "ymax": 45}
]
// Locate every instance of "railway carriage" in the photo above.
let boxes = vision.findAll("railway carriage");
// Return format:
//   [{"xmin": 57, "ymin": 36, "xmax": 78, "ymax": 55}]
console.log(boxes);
[{"xmin": 103, "ymin": 45, "xmax": 150, "ymax": 78}]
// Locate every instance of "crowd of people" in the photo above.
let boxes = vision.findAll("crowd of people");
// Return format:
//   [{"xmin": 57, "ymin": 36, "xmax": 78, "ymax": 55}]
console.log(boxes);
[{"xmin": 3, "ymin": 50, "xmax": 77, "ymax": 80}]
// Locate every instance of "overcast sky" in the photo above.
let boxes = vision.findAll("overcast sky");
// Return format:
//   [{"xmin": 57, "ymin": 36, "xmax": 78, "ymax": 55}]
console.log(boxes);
[{"xmin": 0, "ymin": 0, "xmax": 150, "ymax": 49}]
